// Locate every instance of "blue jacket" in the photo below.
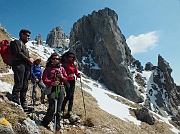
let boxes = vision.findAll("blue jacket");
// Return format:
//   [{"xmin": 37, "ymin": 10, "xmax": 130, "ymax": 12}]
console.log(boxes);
[{"xmin": 31, "ymin": 63, "xmax": 42, "ymax": 80}]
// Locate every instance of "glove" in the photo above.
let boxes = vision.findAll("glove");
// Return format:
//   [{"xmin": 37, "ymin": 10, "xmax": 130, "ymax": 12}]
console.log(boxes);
[{"xmin": 76, "ymin": 73, "xmax": 81, "ymax": 78}]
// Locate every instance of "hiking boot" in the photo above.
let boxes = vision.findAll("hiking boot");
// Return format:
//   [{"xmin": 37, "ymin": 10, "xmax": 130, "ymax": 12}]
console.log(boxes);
[
  {"xmin": 12, "ymin": 100, "xmax": 20, "ymax": 105},
  {"xmin": 12, "ymin": 96, "xmax": 20, "ymax": 105},
  {"xmin": 22, "ymin": 101, "xmax": 33, "ymax": 112},
  {"xmin": 21, "ymin": 101, "xmax": 28, "ymax": 109}
]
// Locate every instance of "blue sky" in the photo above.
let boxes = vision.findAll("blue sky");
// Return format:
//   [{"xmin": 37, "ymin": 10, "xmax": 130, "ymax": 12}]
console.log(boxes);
[{"xmin": 1, "ymin": 0, "xmax": 180, "ymax": 84}]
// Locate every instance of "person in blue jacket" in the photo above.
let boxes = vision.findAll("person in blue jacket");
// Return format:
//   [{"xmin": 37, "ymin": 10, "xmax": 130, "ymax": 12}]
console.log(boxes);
[{"xmin": 31, "ymin": 57, "xmax": 46, "ymax": 104}]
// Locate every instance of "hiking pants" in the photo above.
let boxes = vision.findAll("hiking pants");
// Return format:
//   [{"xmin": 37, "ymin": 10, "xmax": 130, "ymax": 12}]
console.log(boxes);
[
  {"xmin": 32, "ymin": 79, "xmax": 46, "ymax": 100},
  {"xmin": 12, "ymin": 63, "xmax": 30, "ymax": 105},
  {"xmin": 61, "ymin": 80, "xmax": 75, "ymax": 112},
  {"xmin": 42, "ymin": 86, "xmax": 64, "ymax": 131}
]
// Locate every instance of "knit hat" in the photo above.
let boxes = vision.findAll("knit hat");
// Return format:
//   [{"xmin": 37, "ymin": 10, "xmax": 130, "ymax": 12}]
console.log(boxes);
[{"xmin": 34, "ymin": 57, "xmax": 42, "ymax": 62}]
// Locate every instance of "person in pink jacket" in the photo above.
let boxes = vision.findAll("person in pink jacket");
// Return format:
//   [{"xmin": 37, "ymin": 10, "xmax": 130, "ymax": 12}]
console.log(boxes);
[
  {"xmin": 41, "ymin": 52, "xmax": 67, "ymax": 133},
  {"xmin": 61, "ymin": 51, "xmax": 81, "ymax": 116}
]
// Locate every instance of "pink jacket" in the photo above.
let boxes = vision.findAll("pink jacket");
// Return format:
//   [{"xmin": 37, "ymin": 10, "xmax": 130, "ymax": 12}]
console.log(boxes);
[{"xmin": 62, "ymin": 61, "xmax": 79, "ymax": 80}]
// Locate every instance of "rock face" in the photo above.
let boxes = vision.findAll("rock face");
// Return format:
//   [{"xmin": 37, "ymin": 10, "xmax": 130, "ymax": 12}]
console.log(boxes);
[
  {"xmin": 157, "ymin": 54, "xmax": 180, "ymax": 125},
  {"xmin": 35, "ymin": 34, "xmax": 43, "ymax": 45},
  {"xmin": 145, "ymin": 62, "xmax": 153, "ymax": 71},
  {"xmin": 141, "ymin": 54, "xmax": 180, "ymax": 126},
  {"xmin": 46, "ymin": 26, "xmax": 69, "ymax": 48},
  {"xmin": 69, "ymin": 7, "xmax": 143, "ymax": 103},
  {"xmin": 134, "ymin": 107, "xmax": 155, "ymax": 125}
]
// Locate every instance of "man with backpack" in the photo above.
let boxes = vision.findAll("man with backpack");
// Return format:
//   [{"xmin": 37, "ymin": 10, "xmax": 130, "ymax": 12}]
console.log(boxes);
[{"xmin": 10, "ymin": 29, "xmax": 34, "ymax": 111}]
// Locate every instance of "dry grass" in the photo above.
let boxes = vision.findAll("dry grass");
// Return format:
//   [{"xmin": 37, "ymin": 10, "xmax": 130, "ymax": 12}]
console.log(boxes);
[
  {"xmin": 0, "ymin": 93, "xmax": 27, "ymax": 126},
  {"xmin": 68, "ymin": 80, "xmax": 176, "ymax": 134}
]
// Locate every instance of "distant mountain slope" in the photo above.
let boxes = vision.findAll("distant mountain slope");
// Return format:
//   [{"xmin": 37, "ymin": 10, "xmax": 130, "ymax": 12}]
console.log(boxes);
[{"xmin": 0, "ymin": 25, "xmax": 11, "ymax": 41}]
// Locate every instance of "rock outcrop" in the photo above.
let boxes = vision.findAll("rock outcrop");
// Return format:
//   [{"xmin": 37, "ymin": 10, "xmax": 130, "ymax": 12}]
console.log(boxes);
[
  {"xmin": 0, "ymin": 23, "xmax": 11, "ymax": 41},
  {"xmin": 145, "ymin": 62, "xmax": 153, "ymax": 71},
  {"xmin": 69, "ymin": 7, "xmax": 143, "ymax": 103},
  {"xmin": 134, "ymin": 107, "xmax": 155, "ymax": 125},
  {"xmin": 46, "ymin": 26, "xmax": 69, "ymax": 48},
  {"xmin": 35, "ymin": 34, "xmax": 43, "ymax": 45},
  {"xmin": 157, "ymin": 54, "xmax": 180, "ymax": 125}
]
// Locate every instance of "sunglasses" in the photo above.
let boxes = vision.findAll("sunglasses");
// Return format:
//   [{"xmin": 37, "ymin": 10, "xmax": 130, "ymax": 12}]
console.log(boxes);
[
  {"xmin": 24, "ymin": 33, "xmax": 30, "ymax": 37},
  {"xmin": 51, "ymin": 58, "xmax": 59, "ymax": 60},
  {"xmin": 68, "ymin": 56, "xmax": 74, "ymax": 58}
]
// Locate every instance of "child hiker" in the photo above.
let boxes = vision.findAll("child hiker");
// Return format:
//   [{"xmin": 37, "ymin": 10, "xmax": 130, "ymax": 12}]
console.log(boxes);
[
  {"xmin": 31, "ymin": 57, "xmax": 46, "ymax": 104},
  {"xmin": 41, "ymin": 53, "xmax": 67, "ymax": 134}
]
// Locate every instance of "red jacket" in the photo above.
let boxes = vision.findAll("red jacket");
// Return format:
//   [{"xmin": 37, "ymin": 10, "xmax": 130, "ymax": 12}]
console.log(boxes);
[
  {"xmin": 42, "ymin": 64, "xmax": 67, "ymax": 86},
  {"xmin": 62, "ymin": 61, "xmax": 79, "ymax": 80}
]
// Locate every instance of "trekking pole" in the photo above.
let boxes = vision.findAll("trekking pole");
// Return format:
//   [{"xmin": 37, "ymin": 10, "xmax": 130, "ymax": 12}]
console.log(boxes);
[
  {"xmin": 60, "ymin": 84, "xmax": 65, "ymax": 129},
  {"xmin": 80, "ymin": 77, "xmax": 86, "ymax": 118},
  {"xmin": 54, "ymin": 71, "xmax": 59, "ymax": 133}
]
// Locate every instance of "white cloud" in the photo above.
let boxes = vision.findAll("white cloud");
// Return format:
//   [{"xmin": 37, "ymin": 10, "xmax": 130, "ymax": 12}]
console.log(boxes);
[
  {"xmin": 126, "ymin": 31, "xmax": 159, "ymax": 55},
  {"xmin": 176, "ymin": 81, "xmax": 180, "ymax": 86}
]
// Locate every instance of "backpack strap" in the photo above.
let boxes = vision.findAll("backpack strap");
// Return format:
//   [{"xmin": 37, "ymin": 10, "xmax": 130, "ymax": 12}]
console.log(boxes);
[
  {"xmin": 63, "ymin": 61, "xmax": 77, "ymax": 70},
  {"xmin": 63, "ymin": 62, "xmax": 68, "ymax": 70},
  {"xmin": 47, "ymin": 66, "xmax": 51, "ymax": 77},
  {"xmin": 10, "ymin": 40, "xmax": 23, "ymax": 56}
]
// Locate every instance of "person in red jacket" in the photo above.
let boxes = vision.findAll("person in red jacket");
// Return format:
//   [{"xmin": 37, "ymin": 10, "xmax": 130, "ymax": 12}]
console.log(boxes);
[
  {"xmin": 61, "ymin": 51, "xmax": 81, "ymax": 116},
  {"xmin": 41, "ymin": 52, "xmax": 67, "ymax": 134}
]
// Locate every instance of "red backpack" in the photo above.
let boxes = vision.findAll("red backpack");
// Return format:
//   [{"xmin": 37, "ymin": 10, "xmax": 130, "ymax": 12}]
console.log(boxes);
[{"xmin": 0, "ymin": 39, "xmax": 13, "ymax": 66}]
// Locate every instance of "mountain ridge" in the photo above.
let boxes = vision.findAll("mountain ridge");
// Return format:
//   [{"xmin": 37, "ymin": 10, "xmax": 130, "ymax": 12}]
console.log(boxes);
[{"xmin": 0, "ymin": 7, "xmax": 179, "ymax": 133}]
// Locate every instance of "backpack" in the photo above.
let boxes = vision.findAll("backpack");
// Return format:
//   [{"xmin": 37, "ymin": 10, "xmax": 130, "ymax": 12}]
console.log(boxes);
[
  {"xmin": 0, "ymin": 39, "xmax": 23, "ymax": 66},
  {"xmin": 0, "ymin": 40, "xmax": 12, "ymax": 66}
]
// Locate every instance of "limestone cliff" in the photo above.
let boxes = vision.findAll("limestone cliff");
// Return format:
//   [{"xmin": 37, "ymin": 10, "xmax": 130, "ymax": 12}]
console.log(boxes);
[{"xmin": 69, "ymin": 7, "xmax": 143, "ymax": 103}]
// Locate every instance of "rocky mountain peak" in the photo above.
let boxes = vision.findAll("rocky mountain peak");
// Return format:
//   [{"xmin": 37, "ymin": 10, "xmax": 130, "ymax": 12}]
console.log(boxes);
[
  {"xmin": 157, "ymin": 54, "xmax": 180, "ymax": 124},
  {"xmin": 69, "ymin": 7, "xmax": 142, "ymax": 103},
  {"xmin": 35, "ymin": 34, "xmax": 43, "ymax": 45},
  {"xmin": 46, "ymin": 26, "xmax": 69, "ymax": 48}
]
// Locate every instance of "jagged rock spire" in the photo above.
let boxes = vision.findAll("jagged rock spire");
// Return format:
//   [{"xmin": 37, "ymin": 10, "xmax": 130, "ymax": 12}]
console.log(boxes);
[{"xmin": 69, "ymin": 7, "xmax": 143, "ymax": 103}]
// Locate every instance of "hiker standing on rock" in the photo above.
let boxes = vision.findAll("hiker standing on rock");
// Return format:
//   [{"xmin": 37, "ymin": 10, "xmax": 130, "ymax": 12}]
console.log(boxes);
[
  {"xmin": 41, "ymin": 52, "xmax": 67, "ymax": 134},
  {"xmin": 61, "ymin": 51, "xmax": 81, "ymax": 116},
  {"xmin": 31, "ymin": 57, "xmax": 46, "ymax": 104},
  {"xmin": 10, "ymin": 29, "xmax": 34, "ymax": 111}
]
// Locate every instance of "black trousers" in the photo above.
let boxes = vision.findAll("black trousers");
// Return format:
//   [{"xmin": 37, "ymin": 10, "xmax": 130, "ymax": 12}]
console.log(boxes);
[
  {"xmin": 12, "ymin": 63, "xmax": 30, "ymax": 105},
  {"xmin": 61, "ymin": 80, "xmax": 75, "ymax": 112},
  {"xmin": 42, "ymin": 85, "xmax": 64, "ymax": 131}
]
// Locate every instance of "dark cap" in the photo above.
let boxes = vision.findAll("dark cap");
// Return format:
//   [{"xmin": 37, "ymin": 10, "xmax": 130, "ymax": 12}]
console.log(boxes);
[{"xmin": 19, "ymin": 29, "xmax": 31, "ymax": 38}]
